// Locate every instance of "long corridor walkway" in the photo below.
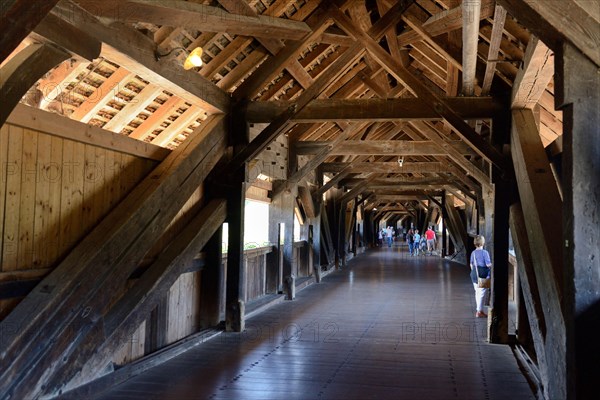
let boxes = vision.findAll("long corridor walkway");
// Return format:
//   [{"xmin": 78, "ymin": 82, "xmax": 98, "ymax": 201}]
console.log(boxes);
[{"xmin": 94, "ymin": 247, "xmax": 535, "ymax": 400}]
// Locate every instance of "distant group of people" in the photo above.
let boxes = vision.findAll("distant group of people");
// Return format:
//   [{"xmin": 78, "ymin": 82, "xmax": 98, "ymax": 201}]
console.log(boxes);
[
  {"xmin": 377, "ymin": 225, "xmax": 438, "ymax": 256},
  {"xmin": 406, "ymin": 226, "xmax": 437, "ymax": 256},
  {"xmin": 378, "ymin": 226, "xmax": 396, "ymax": 248}
]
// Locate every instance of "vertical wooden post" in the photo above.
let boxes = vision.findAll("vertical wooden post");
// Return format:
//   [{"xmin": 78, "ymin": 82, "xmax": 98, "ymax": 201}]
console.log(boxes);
[
  {"xmin": 481, "ymin": 189, "xmax": 495, "ymax": 260},
  {"xmin": 489, "ymin": 175, "xmax": 510, "ymax": 343},
  {"xmin": 269, "ymin": 181, "xmax": 296, "ymax": 296},
  {"xmin": 351, "ymin": 200, "xmax": 358, "ymax": 256},
  {"xmin": 441, "ymin": 192, "xmax": 447, "ymax": 257},
  {"xmin": 338, "ymin": 199, "xmax": 347, "ymax": 267},
  {"xmin": 225, "ymin": 166, "xmax": 247, "ymax": 332},
  {"xmin": 200, "ymin": 227, "xmax": 223, "ymax": 328},
  {"xmin": 557, "ymin": 43, "xmax": 600, "ymax": 400},
  {"xmin": 225, "ymin": 106, "xmax": 249, "ymax": 332}
]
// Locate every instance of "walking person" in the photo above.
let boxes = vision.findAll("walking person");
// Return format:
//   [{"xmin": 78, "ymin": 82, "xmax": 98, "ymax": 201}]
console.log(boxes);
[
  {"xmin": 406, "ymin": 228, "xmax": 414, "ymax": 255},
  {"xmin": 425, "ymin": 226, "xmax": 436, "ymax": 255},
  {"xmin": 413, "ymin": 230, "xmax": 421, "ymax": 256},
  {"xmin": 386, "ymin": 226, "xmax": 393, "ymax": 247},
  {"xmin": 419, "ymin": 235, "xmax": 427, "ymax": 255},
  {"xmin": 469, "ymin": 235, "xmax": 492, "ymax": 318}
]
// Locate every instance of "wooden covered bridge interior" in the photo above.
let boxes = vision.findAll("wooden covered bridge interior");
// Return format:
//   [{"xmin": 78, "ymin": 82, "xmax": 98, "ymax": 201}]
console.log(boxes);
[{"xmin": 0, "ymin": 0, "xmax": 598, "ymax": 399}]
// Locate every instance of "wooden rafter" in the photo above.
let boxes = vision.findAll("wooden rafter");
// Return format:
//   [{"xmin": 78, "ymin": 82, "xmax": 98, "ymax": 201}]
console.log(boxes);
[
  {"xmin": 481, "ymin": 5, "xmax": 508, "ymax": 95},
  {"xmin": 70, "ymin": 67, "xmax": 134, "ymax": 123},
  {"xmin": 129, "ymin": 96, "xmax": 184, "ymax": 141},
  {"xmin": 102, "ymin": 84, "xmax": 163, "ymax": 133},
  {"xmin": 150, "ymin": 106, "xmax": 202, "ymax": 147}
]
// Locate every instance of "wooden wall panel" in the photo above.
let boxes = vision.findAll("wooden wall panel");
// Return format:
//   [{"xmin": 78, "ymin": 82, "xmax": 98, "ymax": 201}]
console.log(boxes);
[
  {"xmin": 165, "ymin": 271, "xmax": 201, "ymax": 345},
  {"xmin": 0, "ymin": 122, "xmax": 157, "ymax": 311},
  {"xmin": 113, "ymin": 321, "xmax": 146, "ymax": 366},
  {"xmin": 245, "ymin": 254, "xmax": 266, "ymax": 302}
]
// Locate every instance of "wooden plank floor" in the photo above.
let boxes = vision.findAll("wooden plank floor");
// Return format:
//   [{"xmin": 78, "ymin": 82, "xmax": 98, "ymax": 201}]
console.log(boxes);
[{"xmin": 96, "ymin": 246, "xmax": 534, "ymax": 400}]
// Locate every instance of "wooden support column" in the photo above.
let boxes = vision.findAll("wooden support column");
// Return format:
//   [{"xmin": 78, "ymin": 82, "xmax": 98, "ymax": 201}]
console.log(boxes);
[
  {"xmin": 225, "ymin": 166, "xmax": 246, "ymax": 332},
  {"xmin": 225, "ymin": 105, "xmax": 249, "ymax": 332},
  {"xmin": 200, "ymin": 226, "xmax": 224, "ymax": 329},
  {"xmin": 489, "ymin": 174, "xmax": 510, "ymax": 343},
  {"xmin": 557, "ymin": 43, "xmax": 600, "ymax": 400},
  {"xmin": 441, "ymin": 193, "xmax": 447, "ymax": 257},
  {"xmin": 337, "ymin": 199, "xmax": 347, "ymax": 267}
]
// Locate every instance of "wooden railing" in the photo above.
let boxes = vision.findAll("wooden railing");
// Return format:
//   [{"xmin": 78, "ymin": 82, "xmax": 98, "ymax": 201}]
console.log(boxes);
[{"xmin": 220, "ymin": 242, "xmax": 315, "ymax": 305}]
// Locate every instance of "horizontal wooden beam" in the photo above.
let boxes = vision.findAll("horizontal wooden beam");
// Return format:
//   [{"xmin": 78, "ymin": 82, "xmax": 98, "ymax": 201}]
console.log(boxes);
[
  {"xmin": 72, "ymin": 0, "xmax": 312, "ymax": 41},
  {"xmin": 246, "ymin": 97, "xmax": 503, "ymax": 122},
  {"xmin": 6, "ymin": 104, "xmax": 170, "ymax": 161},
  {"xmin": 370, "ymin": 184, "xmax": 443, "ymax": 192},
  {"xmin": 322, "ymin": 161, "xmax": 449, "ymax": 174},
  {"xmin": 373, "ymin": 195, "xmax": 432, "ymax": 201},
  {"xmin": 342, "ymin": 177, "xmax": 448, "ymax": 186},
  {"xmin": 296, "ymin": 140, "xmax": 478, "ymax": 156},
  {"xmin": 52, "ymin": 4, "xmax": 231, "ymax": 113}
]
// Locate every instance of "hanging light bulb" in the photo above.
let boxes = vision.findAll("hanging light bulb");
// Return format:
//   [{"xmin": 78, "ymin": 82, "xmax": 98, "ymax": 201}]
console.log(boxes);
[
  {"xmin": 397, "ymin": 156, "xmax": 404, "ymax": 168},
  {"xmin": 155, "ymin": 46, "xmax": 203, "ymax": 70},
  {"xmin": 183, "ymin": 47, "xmax": 203, "ymax": 70}
]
